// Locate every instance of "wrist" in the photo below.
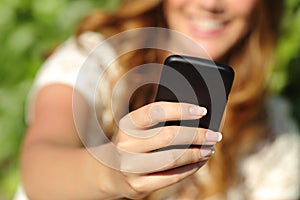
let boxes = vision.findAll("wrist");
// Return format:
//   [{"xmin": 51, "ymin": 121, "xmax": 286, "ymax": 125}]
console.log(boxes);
[{"xmin": 84, "ymin": 146, "xmax": 125, "ymax": 199}]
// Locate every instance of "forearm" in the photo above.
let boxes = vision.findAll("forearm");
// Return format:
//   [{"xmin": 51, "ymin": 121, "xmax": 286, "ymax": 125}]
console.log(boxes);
[{"xmin": 20, "ymin": 142, "xmax": 122, "ymax": 200}]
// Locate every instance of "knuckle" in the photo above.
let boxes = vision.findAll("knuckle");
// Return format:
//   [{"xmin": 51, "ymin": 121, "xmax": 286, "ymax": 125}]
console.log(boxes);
[
  {"xmin": 118, "ymin": 116, "xmax": 127, "ymax": 128},
  {"xmin": 191, "ymin": 149, "xmax": 200, "ymax": 162},
  {"xmin": 166, "ymin": 150, "xmax": 179, "ymax": 168},
  {"xmin": 148, "ymin": 103, "xmax": 164, "ymax": 122},
  {"xmin": 194, "ymin": 128, "xmax": 206, "ymax": 144},
  {"xmin": 115, "ymin": 139, "xmax": 130, "ymax": 151},
  {"xmin": 130, "ymin": 181, "xmax": 144, "ymax": 193},
  {"xmin": 160, "ymin": 127, "xmax": 176, "ymax": 146},
  {"xmin": 127, "ymin": 181, "xmax": 148, "ymax": 199},
  {"xmin": 120, "ymin": 154, "xmax": 136, "ymax": 173}
]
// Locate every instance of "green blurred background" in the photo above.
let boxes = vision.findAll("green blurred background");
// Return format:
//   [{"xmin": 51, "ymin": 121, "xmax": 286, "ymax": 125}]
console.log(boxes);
[{"xmin": 0, "ymin": 0, "xmax": 299, "ymax": 199}]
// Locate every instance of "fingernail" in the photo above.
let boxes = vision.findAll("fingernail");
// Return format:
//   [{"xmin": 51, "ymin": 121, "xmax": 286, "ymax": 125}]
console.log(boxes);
[
  {"xmin": 200, "ymin": 148, "xmax": 211, "ymax": 157},
  {"xmin": 206, "ymin": 131, "xmax": 222, "ymax": 142},
  {"xmin": 217, "ymin": 132, "xmax": 222, "ymax": 142},
  {"xmin": 202, "ymin": 107, "xmax": 207, "ymax": 116},
  {"xmin": 189, "ymin": 106, "xmax": 207, "ymax": 116}
]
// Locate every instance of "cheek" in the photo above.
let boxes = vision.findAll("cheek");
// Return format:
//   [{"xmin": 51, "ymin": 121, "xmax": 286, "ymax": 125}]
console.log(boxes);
[
  {"xmin": 163, "ymin": 0, "xmax": 185, "ymax": 29},
  {"xmin": 226, "ymin": 0, "xmax": 258, "ymax": 41},
  {"xmin": 228, "ymin": 0, "xmax": 257, "ymax": 18},
  {"xmin": 165, "ymin": 0, "xmax": 188, "ymax": 7}
]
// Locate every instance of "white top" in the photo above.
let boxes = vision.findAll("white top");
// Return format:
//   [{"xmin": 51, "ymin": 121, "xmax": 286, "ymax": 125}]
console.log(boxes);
[{"xmin": 14, "ymin": 32, "xmax": 300, "ymax": 200}]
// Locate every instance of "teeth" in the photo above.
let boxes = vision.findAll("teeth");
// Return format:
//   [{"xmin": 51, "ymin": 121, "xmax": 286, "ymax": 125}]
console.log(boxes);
[{"xmin": 192, "ymin": 19, "xmax": 223, "ymax": 31}]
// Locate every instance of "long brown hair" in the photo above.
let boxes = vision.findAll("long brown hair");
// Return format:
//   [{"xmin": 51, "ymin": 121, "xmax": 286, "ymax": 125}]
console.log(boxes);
[{"xmin": 75, "ymin": 0, "xmax": 284, "ymax": 198}]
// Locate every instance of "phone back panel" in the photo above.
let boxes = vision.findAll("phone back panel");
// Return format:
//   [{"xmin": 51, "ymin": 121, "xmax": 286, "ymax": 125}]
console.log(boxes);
[{"xmin": 154, "ymin": 55, "xmax": 234, "ymax": 131}]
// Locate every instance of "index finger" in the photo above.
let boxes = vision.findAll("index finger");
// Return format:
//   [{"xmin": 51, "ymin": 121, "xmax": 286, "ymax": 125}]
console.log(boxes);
[{"xmin": 120, "ymin": 102, "xmax": 207, "ymax": 129}]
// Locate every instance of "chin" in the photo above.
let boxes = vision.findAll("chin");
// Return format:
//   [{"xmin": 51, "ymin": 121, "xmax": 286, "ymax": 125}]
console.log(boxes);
[{"xmin": 202, "ymin": 48, "xmax": 225, "ymax": 61}]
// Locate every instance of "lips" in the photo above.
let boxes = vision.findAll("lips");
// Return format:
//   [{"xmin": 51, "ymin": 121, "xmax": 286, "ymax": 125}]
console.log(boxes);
[{"xmin": 190, "ymin": 18, "xmax": 226, "ymax": 36}]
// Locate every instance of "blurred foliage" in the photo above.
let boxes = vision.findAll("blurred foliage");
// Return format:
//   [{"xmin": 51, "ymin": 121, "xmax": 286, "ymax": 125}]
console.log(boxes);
[
  {"xmin": 271, "ymin": 0, "xmax": 300, "ymax": 125},
  {"xmin": 0, "ymin": 0, "xmax": 299, "ymax": 199},
  {"xmin": 271, "ymin": 0, "xmax": 300, "ymax": 92},
  {"xmin": 0, "ymin": 0, "xmax": 121, "ymax": 199}
]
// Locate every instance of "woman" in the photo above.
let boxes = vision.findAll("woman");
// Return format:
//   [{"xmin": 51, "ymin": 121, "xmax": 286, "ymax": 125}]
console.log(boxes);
[{"xmin": 17, "ymin": 0, "xmax": 299, "ymax": 199}]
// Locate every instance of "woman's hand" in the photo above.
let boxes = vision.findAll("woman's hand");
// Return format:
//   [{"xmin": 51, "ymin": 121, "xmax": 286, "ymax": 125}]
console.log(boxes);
[{"xmin": 111, "ymin": 101, "xmax": 222, "ymax": 199}]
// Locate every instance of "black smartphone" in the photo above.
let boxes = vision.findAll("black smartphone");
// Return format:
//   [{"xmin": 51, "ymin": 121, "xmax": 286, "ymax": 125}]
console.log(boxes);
[{"xmin": 154, "ymin": 55, "xmax": 234, "ymax": 131}]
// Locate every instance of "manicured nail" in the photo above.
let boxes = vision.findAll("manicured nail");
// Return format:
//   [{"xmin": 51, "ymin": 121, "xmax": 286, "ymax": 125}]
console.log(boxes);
[
  {"xmin": 200, "ymin": 148, "xmax": 211, "ymax": 157},
  {"xmin": 189, "ymin": 106, "xmax": 207, "ymax": 116},
  {"xmin": 217, "ymin": 132, "xmax": 222, "ymax": 142},
  {"xmin": 206, "ymin": 131, "xmax": 222, "ymax": 142},
  {"xmin": 202, "ymin": 107, "xmax": 207, "ymax": 116}
]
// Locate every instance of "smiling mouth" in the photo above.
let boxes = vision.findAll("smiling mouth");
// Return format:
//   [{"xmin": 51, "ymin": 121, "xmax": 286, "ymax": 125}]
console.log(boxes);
[{"xmin": 190, "ymin": 18, "xmax": 226, "ymax": 35}]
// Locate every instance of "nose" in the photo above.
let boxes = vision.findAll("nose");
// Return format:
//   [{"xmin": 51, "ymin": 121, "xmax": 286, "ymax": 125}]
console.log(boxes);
[{"xmin": 196, "ymin": 0, "xmax": 224, "ymax": 13}]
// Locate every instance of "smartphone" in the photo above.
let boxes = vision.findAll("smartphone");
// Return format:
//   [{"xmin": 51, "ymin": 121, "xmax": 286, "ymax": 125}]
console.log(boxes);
[{"xmin": 154, "ymin": 55, "xmax": 234, "ymax": 131}]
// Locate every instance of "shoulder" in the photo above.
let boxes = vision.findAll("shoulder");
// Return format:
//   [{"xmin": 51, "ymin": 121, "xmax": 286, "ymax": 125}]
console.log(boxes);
[
  {"xmin": 38, "ymin": 32, "xmax": 105, "ymax": 79},
  {"xmin": 26, "ymin": 32, "xmax": 111, "ymax": 122},
  {"xmin": 33, "ymin": 31, "xmax": 105, "ymax": 88}
]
